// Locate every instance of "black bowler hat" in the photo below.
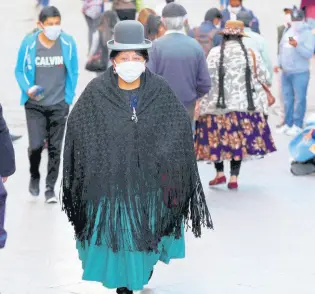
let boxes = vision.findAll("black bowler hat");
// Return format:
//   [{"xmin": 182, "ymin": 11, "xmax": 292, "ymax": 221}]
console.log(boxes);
[{"xmin": 107, "ymin": 20, "xmax": 152, "ymax": 51}]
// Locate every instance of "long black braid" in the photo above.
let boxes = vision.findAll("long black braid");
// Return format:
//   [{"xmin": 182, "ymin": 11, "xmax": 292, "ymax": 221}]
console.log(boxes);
[
  {"xmin": 217, "ymin": 38, "xmax": 226, "ymax": 109},
  {"xmin": 217, "ymin": 35, "xmax": 255, "ymax": 111},
  {"xmin": 237, "ymin": 38, "xmax": 256, "ymax": 111}
]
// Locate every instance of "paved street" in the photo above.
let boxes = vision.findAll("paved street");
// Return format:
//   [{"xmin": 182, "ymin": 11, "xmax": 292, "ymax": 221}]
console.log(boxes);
[{"xmin": 0, "ymin": 0, "xmax": 315, "ymax": 293}]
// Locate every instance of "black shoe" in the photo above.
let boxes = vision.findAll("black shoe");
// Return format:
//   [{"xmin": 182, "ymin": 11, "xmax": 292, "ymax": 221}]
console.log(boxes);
[
  {"xmin": 116, "ymin": 288, "xmax": 133, "ymax": 294},
  {"xmin": 10, "ymin": 134, "xmax": 22, "ymax": 142},
  {"xmin": 29, "ymin": 177, "xmax": 40, "ymax": 196},
  {"xmin": 45, "ymin": 187, "xmax": 58, "ymax": 204}
]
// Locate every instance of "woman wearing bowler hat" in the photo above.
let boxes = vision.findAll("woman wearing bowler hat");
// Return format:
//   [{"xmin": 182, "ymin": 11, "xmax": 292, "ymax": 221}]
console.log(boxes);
[{"xmin": 62, "ymin": 20, "xmax": 213, "ymax": 294}]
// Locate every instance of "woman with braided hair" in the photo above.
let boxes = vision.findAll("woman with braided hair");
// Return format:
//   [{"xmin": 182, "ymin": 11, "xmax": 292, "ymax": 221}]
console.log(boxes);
[{"xmin": 195, "ymin": 21, "xmax": 276, "ymax": 189}]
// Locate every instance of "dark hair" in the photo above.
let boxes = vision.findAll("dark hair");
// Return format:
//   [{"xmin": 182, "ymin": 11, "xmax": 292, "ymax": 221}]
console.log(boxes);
[
  {"xmin": 39, "ymin": 6, "xmax": 61, "ymax": 23},
  {"xmin": 217, "ymin": 35, "xmax": 255, "ymax": 111},
  {"xmin": 204, "ymin": 8, "xmax": 222, "ymax": 22},
  {"xmin": 110, "ymin": 50, "xmax": 149, "ymax": 62},
  {"xmin": 146, "ymin": 15, "xmax": 163, "ymax": 40}
]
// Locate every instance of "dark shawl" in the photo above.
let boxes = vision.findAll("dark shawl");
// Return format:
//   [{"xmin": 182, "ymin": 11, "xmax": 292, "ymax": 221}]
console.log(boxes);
[{"xmin": 62, "ymin": 68, "xmax": 213, "ymax": 253}]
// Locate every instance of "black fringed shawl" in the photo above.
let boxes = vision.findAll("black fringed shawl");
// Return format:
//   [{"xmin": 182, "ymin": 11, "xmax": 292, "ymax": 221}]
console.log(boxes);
[{"xmin": 62, "ymin": 68, "xmax": 213, "ymax": 253}]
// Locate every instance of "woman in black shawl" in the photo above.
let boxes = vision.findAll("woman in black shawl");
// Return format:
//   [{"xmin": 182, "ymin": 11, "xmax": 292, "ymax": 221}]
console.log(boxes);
[{"xmin": 62, "ymin": 20, "xmax": 212, "ymax": 294}]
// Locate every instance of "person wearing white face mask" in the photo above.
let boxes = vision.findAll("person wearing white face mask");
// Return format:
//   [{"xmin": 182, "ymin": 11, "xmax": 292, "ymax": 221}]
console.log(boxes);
[
  {"xmin": 274, "ymin": 7, "xmax": 293, "ymax": 128},
  {"xmin": 221, "ymin": 0, "xmax": 260, "ymax": 33},
  {"xmin": 15, "ymin": 6, "xmax": 78, "ymax": 203},
  {"xmin": 62, "ymin": 20, "xmax": 213, "ymax": 294},
  {"xmin": 188, "ymin": 8, "xmax": 223, "ymax": 56},
  {"xmin": 276, "ymin": 7, "xmax": 315, "ymax": 136}
]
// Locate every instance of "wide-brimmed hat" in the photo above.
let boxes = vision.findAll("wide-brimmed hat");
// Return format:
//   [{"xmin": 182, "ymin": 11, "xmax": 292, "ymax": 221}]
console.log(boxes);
[
  {"xmin": 107, "ymin": 20, "xmax": 152, "ymax": 51},
  {"xmin": 218, "ymin": 20, "xmax": 248, "ymax": 37}
]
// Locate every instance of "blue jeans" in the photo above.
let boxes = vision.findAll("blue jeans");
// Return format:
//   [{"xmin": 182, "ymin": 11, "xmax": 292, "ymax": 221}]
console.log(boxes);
[{"xmin": 281, "ymin": 71, "xmax": 310, "ymax": 128}]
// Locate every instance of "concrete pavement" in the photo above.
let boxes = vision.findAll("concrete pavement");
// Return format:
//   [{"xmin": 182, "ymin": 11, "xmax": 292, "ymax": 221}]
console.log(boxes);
[{"xmin": 1, "ymin": 0, "xmax": 315, "ymax": 293}]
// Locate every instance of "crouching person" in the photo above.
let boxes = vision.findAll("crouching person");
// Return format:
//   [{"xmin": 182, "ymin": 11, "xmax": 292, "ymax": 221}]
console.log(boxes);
[{"xmin": 289, "ymin": 119, "xmax": 315, "ymax": 176}]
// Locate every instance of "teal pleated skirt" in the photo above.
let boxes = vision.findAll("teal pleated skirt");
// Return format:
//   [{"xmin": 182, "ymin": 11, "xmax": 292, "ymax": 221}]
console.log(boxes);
[{"xmin": 76, "ymin": 205, "xmax": 185, "ymax": 291}]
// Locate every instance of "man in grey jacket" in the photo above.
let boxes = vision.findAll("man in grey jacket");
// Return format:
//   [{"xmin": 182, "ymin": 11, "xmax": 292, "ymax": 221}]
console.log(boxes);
[{"xmin": 147, "ymin": 3, "xmax": 211, "ymax": 124}]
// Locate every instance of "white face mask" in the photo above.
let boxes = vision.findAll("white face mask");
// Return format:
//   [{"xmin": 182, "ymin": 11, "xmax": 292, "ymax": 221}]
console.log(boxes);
[
  {"xmin": 215, "ymin": 22, "xmax": 221, "ymax": 29},
  {"xmin": 229, "ymin": 5, "xmax": 242, "ymax": 14},
  {"xmin": 43, "ymin": 25, "xmax": 62, "ymax": 41},
  {"xmin": 115, "ymin": 61, "xmax": 146, "ymax": 83}
]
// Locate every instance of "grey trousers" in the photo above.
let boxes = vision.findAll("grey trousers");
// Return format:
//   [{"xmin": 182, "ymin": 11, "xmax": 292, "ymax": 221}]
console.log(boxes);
[
  {"xmin": 85, "ymin": 15, "xmax": 100, "ymax": 52},
  {"xmin": 186, "ymin": 101, "xmax": 196, "ymax": 131},
  {"xmin": 186, "ymin": 102, "xmax": 196, "ymax": 124}
]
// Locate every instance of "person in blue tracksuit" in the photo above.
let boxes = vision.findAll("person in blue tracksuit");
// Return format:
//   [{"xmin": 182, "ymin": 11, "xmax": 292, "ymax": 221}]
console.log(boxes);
[
  {"xmin": 15, "ymin": 6, "xmax": 78, "ymax": 203},
  {"xmin": 0, "ymin": 104, "xmax": 16, "ymax": 249},
  {"xmin": 221, "ymin": 0, "xmax": 260, "ymax": 34}
]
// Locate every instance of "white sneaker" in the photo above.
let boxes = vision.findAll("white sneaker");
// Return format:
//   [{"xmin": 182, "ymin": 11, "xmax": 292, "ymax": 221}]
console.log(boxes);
[
  {"xmin": 286, "ymin": 125, "xmax": 303, "ymax": 137},
  {"xmin": 46, "ymin": 196, "xmax": 58, "ymax": 204},
  {"xmin": 276, "ymin": 124, "xmax": 291, "ymax": 134}
]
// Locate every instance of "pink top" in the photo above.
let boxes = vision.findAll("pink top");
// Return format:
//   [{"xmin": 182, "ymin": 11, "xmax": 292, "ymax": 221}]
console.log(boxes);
[{"xmin": 305, "ymin": 4, "xmax": 315, "ymax": 18}]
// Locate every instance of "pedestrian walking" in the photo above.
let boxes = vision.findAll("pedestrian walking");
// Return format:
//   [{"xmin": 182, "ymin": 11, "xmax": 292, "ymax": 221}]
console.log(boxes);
[
  {"xmin": 276, "ymin": 7, "xmax": 315, "ymax": 136},
  {"xmin": 195, "ymin": 21, "xmax": 276, "ymax": 189},
  {"xmin": 237, "ymin": 11, "xmax": 273, "ymax": 85},
  {"xmin": 188, "ymin": 8, "xmax": 223, "ymax": 56},
  {"xmin": 221, "ymin": 0, "xmax": 260, "ymax": 34},
  {"xmin": 15, "ymin": 6, "xmax": 79, "ymax": 203},
  {"xmin": 112, "ymin": 0, "xmax": 137, "ymax": 21},
  {"xmin": 147, "ymin": 3, "xmax": 211, "ymax": 125},
  {"xmin": 82, "ymin": 0, "xmax": 104, "ymax": 52},
  {"xmin": 138, "ymin": 8, "xmax": 166, "ymax": 40},
  {"xmin": 62, "ymin": 20, "xmax": 213, "ymax": 294},
  {"xmin": 87, "ymin": 10, "xmax": 120, "ymax": 75},
  {"xmin": 275, "ymin": 7, "xmax": 293, "ymax": 128},
  {"xmin": 0, "ymin": 104, "xmax": 16, "ymax": 249}
]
